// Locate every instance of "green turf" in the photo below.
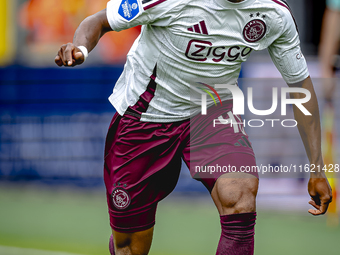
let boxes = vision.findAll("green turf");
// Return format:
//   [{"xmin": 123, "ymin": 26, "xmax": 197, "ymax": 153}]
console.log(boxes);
[{"xmin": 0, "ymin": 184, "xmax": 339, "ymax": 255}]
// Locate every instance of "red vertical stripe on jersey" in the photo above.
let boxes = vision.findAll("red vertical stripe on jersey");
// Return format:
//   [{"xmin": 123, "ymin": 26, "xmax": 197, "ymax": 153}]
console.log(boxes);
[
  {"xmin": 125, "ymin": 65, "xmax": 158, "ymax": 119},
  {"xmin": 143, "ymin": 0, "xmax": 167, "ymax": 10},
  {"xmin": 188, "ymin": 27, "xmax": 193, "ymax": 32},
  {"xmin": 199, "ymin": 21, "xmax": 208, "ymax": 35},
  {"xmin": 193, "ymin": 24, "xmax": 201, "ymax": 33}
]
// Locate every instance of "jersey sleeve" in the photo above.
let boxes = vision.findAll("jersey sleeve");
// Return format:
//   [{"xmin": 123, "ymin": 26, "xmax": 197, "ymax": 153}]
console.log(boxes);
[
  {"xmin": 106, "ymin": 0, "xmax": 179, "ymax": 32},
  {"xmin": 268, "ymin": 8, "xmax": 309, "ymax": 84}
]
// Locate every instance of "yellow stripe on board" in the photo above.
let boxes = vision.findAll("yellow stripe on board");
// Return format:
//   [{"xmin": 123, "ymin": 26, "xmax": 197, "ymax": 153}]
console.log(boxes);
[
  {"xmin": 0, "ymin": 0, "xmax": 15, "ymax": 65},
  {"xmin": 322, "ymin": 102, "xmax": 338, "ymax": 226}
]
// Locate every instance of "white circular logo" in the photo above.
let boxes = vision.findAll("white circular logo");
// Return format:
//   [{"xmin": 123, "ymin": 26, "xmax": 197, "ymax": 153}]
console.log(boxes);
[
  {"xmin": 131, "ymin": 3, "xmax": 138, "ymax": 10},
  {"xmin": 112, "ymin": 188, "xmax": 130, "ymax": 210}
]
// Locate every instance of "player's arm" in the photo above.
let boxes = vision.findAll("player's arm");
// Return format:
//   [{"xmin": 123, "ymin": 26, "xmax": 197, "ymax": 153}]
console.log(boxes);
[
  {"xmin": 288, "ymin": 76, "xmax": 332, "ymax": 215},
  {"xmin": 55, "ymin": 9, "xmax": 112, "ymax": 67},
  {"xmin": 268, "ymin": 4, "xmax": 333, "ymax": 215},
  {"xmin": 55, "ymin": 0, "xmax": 176, "ymax": 67}
]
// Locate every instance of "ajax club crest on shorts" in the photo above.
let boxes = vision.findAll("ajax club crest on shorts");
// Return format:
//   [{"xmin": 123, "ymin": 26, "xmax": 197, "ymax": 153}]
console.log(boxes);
[{"xmin": 112, "ymin": 188, "xmax": 131, "ymax": 210}]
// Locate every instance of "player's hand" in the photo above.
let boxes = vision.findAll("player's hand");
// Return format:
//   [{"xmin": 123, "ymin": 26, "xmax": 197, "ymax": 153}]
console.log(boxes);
[
  {"xmin": 55, "ymin": 43, "xmax": 85, "ymax": 67},
  {"xmin": 307, "ymin": 175, "xmax": 332, "ymax": 216}
]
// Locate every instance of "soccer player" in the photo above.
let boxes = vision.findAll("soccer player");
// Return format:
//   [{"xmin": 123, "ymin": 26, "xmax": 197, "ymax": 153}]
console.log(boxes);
[{"xmin": 55, "ymin": 0, "xmax": 332, "ymax": 254}]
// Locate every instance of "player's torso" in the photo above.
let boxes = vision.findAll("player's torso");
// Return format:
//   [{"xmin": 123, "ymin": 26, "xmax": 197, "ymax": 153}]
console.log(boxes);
[{"xmin": 111, "ymin": 0, "xmax": 291, "ymax": 121}]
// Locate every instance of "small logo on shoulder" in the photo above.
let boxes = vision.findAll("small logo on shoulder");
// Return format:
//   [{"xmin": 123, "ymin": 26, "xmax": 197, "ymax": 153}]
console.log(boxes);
[
  {"xmin": 243, "ymin": 19, "xmax": 267, "ymax": 43},
  {"xmin": 112, "ymin": 188, "xmax": 131, "ymax": 210},
  {"xmin": 118, "ymin": 0, "xmax": 140, "ymax": 21}
]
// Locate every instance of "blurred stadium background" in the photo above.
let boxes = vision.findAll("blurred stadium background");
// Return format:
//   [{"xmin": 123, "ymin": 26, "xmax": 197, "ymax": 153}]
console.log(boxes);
[{"xmin": 0, "ymin": 0, "xmax": 340, "ymax": 254}]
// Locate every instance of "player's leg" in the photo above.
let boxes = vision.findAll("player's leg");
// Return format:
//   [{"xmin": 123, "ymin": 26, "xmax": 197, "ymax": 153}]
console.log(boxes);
[
  {"xmin": 104, "ymin": 113, "xmax": 186, "ymax": 255},
  {"xmin": 106, "ymin": 167, "xmax": 177, "ymax": 255},
  {"xmin": 198, "ymin": 155, "xmax": 258, "ymax": 255},
  {"xmin": 209, "ymin": 154, "xmax": 258, "ymax": 255},
  {"xmin": 105, "ymin": 158, "xmax": 182, "ymax": 255},
  {"xmin": 184, "ymin": 101, "xmax": 258, "ymax": 255}
]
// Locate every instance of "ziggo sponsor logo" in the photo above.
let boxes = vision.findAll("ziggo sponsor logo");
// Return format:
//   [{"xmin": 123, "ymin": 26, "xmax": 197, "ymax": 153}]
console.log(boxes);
[{"xmin": 185, "ymin": 40, "xmax": 252, "ymax": 62}]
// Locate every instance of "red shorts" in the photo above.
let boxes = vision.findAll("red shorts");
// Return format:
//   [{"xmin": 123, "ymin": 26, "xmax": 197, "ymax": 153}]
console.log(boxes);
[{"xmin": 104, "ymin": 101, "xmax": 257, "ymax": 233}]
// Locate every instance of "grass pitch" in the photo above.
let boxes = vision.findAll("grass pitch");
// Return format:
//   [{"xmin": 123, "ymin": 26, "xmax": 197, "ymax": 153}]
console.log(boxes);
[{"xmin": 0, "ymin": 183, "xmax": 339, "ymax": 255}]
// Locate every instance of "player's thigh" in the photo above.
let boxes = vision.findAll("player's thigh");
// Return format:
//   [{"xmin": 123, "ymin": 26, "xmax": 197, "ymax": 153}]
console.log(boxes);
[
  {"xmin": 183, "ymin": 101, "xmax": 258, "ymax": 189},
  {"xmin": 183, "ymin": 102, "xmax": 259, "ymax": 214}
]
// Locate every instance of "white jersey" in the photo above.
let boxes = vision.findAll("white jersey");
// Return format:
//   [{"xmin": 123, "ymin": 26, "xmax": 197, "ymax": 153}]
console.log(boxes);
[{"xmin": 106, "ymin": 0, "xmax": 309, "ymax": 122}]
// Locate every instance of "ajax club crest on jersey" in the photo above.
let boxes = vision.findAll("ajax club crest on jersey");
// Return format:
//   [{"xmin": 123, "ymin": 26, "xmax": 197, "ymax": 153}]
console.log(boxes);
[
  {"xmin": 112, "ymin": 188, "xmax": 131, "ymax": 210},
  {"xmin": 243, "ymin": 19, "xmax": 267, "ymax": 43}
]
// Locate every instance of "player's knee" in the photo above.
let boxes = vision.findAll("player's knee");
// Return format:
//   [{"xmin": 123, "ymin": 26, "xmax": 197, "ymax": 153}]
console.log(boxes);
[
  {"xmin": 112, "ymin": 228, "xmax": 154, "ymax": 255},
  {"xmin": 214, "ymin": 173, "xmax": 258, "ymax": 214},
  {"xmin": 114, "ymin": 237, "xmax": 149, "ymax": 255}
]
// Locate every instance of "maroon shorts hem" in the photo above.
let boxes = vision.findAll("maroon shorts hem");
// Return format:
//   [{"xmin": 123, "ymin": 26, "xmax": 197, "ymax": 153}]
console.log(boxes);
[
  {"xmin": 193, "ymin": 152, "xmax": 259, "ymax": 192},
  {"xmin": 111, "ymin": 221, "xmax": 156, "ymax": 233},
  {"xmin": 108, "ymin": 203, "xmax": 158, "ymax": 233}
]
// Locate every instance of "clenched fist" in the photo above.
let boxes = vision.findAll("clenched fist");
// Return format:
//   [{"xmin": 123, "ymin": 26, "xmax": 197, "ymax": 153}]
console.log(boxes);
[{"xmin": 55, "ymin": 43, "xmax": 85, "ymax": 67}]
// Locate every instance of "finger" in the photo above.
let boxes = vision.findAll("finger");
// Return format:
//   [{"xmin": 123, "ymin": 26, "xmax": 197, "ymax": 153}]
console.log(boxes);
[
  {"xmin": 59, "ymin": 47, "xmax": 68, "ymax": 66},
  {"xmin": 69, "ymin": 48, "xmax": 77, "ymax": 67},
  {"xmin": 308, "ymin": 199, "xmax": 330, "ymax": 215},
  {"xmin": 74, "ymin": 51, "xmax": 84, "ymax": 61},
  {"xmin": 308, "ymin": 200, "xmax": 321, "ymax": 210},
  {"xmin": 55, "ymin": 55, "xmax": 63, "ymax": 67},
  {"xmin": 307, "ymin": 199, "xmax": 322, "ymax": 215},
  {"xmin": 308, "ymin": 208, "xmax": 323, "ymax": 215},
  {"xmin": 308, "ymin": 203, "xmax": 328, "ymax": 215},
  {"xmin": 73, "ymin": 51, "xmax": 84, "ymax": 65},
  {"xmin": 319, "ymin": 201, "xmax": 329, "ymax": 215},
  {"xmin": 63, "ymin": 45, "xmax": 74, "ymax": 66}
]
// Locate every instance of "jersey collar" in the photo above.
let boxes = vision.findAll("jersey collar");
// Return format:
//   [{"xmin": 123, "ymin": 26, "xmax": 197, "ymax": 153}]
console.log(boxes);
[{"xmin": 215, "ymin": 0, "xmax": 256, "ymax": 9}]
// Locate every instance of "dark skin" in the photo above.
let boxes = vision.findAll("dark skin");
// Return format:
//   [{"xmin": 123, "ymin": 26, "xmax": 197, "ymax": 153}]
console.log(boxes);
[
  {"xmin": 288, "ymin": 77, "xmax": 332, "ymax": 215},
  {"xmin": 55, "ymin": 9, "xmax": 112, "ymax": 67},
  {"xmin": 55, "ymin": 5, "xmax": 332, "ymax": 255}
]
